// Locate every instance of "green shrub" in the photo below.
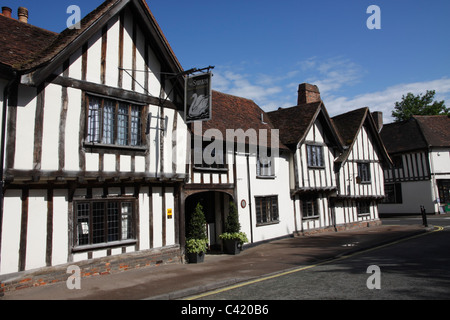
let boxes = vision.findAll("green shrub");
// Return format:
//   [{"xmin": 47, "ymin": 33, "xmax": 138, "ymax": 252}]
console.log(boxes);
[{"xmin": 186, "ymin": 238, "xmax": 208, "ymax": 254}]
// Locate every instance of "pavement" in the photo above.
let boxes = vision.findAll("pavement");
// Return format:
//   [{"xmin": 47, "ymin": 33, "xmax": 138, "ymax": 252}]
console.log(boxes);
[{"xmin": 0, "ymin": 222, "xmax": 434, "ymax": 300}]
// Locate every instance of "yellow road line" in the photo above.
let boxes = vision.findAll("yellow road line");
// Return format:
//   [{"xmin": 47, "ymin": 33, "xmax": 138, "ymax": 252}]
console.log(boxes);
[{"xmin": 185, "ymin": 225, "xmax": 444, "ymax": 300}]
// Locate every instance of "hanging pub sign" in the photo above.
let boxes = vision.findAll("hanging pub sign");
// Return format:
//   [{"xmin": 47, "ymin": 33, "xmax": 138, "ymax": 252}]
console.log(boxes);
[{"xmin": 185, "ymin": 72, "xmax": 212, "ymax": 123}]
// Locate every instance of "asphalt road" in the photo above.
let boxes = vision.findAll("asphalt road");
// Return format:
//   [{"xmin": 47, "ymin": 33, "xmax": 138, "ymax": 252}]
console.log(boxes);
[{"xmin": 193, "ymin": 217, "xmax": 450, "ymax": 300}]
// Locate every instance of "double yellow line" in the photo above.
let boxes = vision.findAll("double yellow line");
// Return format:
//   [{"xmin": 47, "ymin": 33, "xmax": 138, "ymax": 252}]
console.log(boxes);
[{"xmin": 185, "ymin": 225, "xmax": 445, "ymax": 300}]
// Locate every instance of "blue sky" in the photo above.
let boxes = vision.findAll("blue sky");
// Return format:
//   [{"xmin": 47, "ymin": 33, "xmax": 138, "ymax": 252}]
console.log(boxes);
[{"xmin": 4, "ymin": 0, "xmax": 450, "ymax": 123}]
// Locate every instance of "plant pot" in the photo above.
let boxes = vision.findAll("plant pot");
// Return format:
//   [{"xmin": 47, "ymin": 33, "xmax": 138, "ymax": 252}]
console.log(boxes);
[
  {"xmin": 223, "ymin": 239, "xmax": 242, "ymax": 255},
  {"xmin": 187, "ymin": 252, "xmax": 205, "ymax": 264}
]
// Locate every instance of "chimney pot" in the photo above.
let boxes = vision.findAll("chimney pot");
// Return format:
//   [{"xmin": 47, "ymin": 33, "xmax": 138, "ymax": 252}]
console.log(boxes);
[
  {"xmin": 372, "ymin": 112, "xmax": 383, "ymax": 132},
  {"xmin": 18, "ymin": 7, "xmax": 28, "ymax": 23},
  {"xmin": 2, "ymin": 7, "xmax": 12, "ymax": 18},
  {"xmin": 298, "ymin": 83, "xmax": 321, "ymax": 105}
]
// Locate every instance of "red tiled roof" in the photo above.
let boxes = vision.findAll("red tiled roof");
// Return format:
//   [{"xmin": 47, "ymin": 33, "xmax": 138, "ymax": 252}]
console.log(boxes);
[
  {"xmin": 0, "ymin": 0, "xmax": 183, "ymax": 75},
  {"xmin": 414, "ymin": 115, "xmax": 450, "ymax": 148},
  {"xmin": 381, "ymin": 115, "xmax": 450, "ymax": 153},
  {"xmin": 0, "ymin": 14, "xmax": 58, "ymax": 69},
  {"xmin": 331, "ymin": 107, "xmax": 368, "ymax": 147},
  {"xmin": 267, "ymin": 102, "xmax": 322, "ymax": 147},
  {"xmin": 196, "ymin": 91, "xmax": 288, "ymax": 149}
]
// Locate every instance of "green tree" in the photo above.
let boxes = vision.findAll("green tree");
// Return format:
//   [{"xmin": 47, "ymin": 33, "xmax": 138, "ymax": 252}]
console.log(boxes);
[
  {"xmin": 187, "ymin": 203, "xmax": 207, "ymax": 240},
  {"xmin": 225, "ymin": 201, "xmax": 241, "ymax": 234},
  {"xmin": 392, "ymin": 90, "xmax": 448, "ymax": 122}
]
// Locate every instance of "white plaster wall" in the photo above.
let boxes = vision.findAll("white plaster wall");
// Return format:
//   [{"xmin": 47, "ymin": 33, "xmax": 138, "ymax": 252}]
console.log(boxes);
[
  {"xmin": 64, "ymin": 88, "xmax": 82, "ymax": 172},
  {"xmin": 105, "ymin": 16, "xmax": 120, "ymax": 88},
  {"xmin": 52, "ymin": 190, "xmax": 69, "ymax": 266},
  {"xmin": 0, "ymin": 190, "xmax": 22, "ymax": 275},
  {"xmin": 430, "ymin": 148, "xmax": 450, "ymax": 174},
  {"xmin": 165, "ymin": 187, "xmax": 175, "ymax": 246},
  {"xmin": 379, "ymin": 180, "xmax": 435, "ymax": 214},
  {"xmin": 235, "ymin": 152, "xmax": 294, "ymax": 243},
  {"xmin": 139, "ymin": 187, "xmax": 150, "ymax": 250},
  {"xmin": 14, "ymin": 85, "xmax": 37, "ymax": 170},
  {"xmin": 152, "ymin": 187, "xmax": 163, "ymax": 248},
  {"xmin": 25, "ymin": 190, "xmax": 48, "ymax": 271},
  {"xmin": 41, "ymin": 83, "xmax": 62, "ymax": 171}
]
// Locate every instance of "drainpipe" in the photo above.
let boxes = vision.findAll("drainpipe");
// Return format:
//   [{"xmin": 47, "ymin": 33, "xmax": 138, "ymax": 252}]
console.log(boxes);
[{"xmin": 246, "ymin": 153, "xmax": 254, "ymax": 244}]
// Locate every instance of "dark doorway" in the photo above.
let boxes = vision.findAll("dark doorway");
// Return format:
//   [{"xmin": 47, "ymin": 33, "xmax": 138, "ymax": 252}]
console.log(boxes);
[{"xmin": 185, "ymin": 191, "xmax": 233, "ymax": 252}]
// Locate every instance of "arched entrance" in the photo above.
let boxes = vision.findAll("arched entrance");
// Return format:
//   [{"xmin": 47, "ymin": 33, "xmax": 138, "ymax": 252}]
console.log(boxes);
[{"xmin": 185, "ymin": 191, "xmax": 234, "ymax": 252}]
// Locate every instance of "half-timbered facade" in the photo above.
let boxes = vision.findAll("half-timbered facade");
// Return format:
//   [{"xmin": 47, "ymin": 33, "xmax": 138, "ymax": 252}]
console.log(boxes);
[
  {"xmin": 269, "ymin": 85, "xmax": 342, "ymax": 234},
  {"xmin": 0, "ymin": 0, "xmax": 188, "ymax": 280},
  {"xmin": 379, "ymin": 115, "xmax": 450, "ymax": 215},
  {"xmin": 185, "ymin": 90, "xmax": 294, "ymax": 248},
  {"xmin": 0, "ymin": 1, "xmax": 397, "ymax": 294},
  {"xmin": 332, "ymin": 108, "xmax": 391, "ymax": 225},
  {"xmin": 269, "ymin": 84, "xmax": 390, "ymax": 234}
]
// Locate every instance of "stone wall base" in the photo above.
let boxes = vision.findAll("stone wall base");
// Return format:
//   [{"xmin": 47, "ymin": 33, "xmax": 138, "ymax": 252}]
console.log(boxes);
[
  {"xmin": 294, "ymin": 219, "xmax": 382, "ymax": 237},
  {"xmin": 0, "ymin": 245, "xmax": 182, "ymax": 294}
]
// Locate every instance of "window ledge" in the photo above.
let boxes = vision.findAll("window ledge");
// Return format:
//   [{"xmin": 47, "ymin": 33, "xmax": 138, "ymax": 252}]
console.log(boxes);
[
  {"xmin": 84, "ymin": 142, "xmax": 147, "ymax": 153},
  {"xmin": 302, "ymin": 215, "xmax": 320, "ymax": 220},
  {"xmin": 72, "ymin": 239, "xmax": 137, "ymax": 253},
  {"xmin": 256, "ymin": 175, "xmax": 276, "ymax": 180},
  {"xmin": 256, "ymin": 220, "xmax": 280, "ymax": 227},
  {"xmin": 193, "ymin": 166, "xmax": 228, "ymax": 173}
]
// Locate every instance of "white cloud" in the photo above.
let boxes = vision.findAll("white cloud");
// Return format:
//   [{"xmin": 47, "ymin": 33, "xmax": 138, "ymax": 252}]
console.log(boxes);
[
  {"xmin": 325, "ymin": 77, "xmax": 450, "ymax": 124},
  {"xmin": 299, "ymin": 56, "xmax": 365, "ymax": 95},
  {"xmin": 212, "ymin": 67, "xmax": 295, "ymax": 109},
  {"xmin": 212, "ymin": 59, "xmax": 450, "ymax": 125}
]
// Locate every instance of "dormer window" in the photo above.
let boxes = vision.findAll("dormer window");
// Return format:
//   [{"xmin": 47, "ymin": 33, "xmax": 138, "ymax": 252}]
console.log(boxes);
[
  {"xmin": 306, "ymin": 144, "xmax": 325, "ymax": 168},
  {"xmin": 357, "ymin": 162, "xmax": 371, "ymax": 183}
]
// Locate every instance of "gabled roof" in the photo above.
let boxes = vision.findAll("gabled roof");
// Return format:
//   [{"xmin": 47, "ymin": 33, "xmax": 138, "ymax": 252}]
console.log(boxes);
[
  {"xmin": 267, "ymin": 101, "xmax": 343, "ymax": 151},
  {"xmin": 0, "ymin": 14, "xmax": 58, "ymax": 72},
  {"xmin": 0, "ymin": 0, "xmax": 183, "ymax": 86},
  {"xmin": 381, "ymin": 115, "xmax": 450, "ymax": 154},
  {"xmin": 195, "ymin": 91, "xmax": 288, "ymax": 150},
  {"xmin": 332, "ymin": 107, "xmax": 391, "ymax": 165}
]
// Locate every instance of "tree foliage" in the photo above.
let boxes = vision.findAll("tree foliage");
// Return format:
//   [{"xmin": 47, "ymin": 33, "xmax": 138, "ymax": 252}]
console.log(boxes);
[
  {"xmin": 225, "ymin": 201, "xmax": 241, "ymax": 234},
  {"xmin": 187, "ymin": 203, "xmax": 207, "ymax": 240},
  {"xmin": 392, "ymin": 90, "xmax": 448, "ymax": 122}
]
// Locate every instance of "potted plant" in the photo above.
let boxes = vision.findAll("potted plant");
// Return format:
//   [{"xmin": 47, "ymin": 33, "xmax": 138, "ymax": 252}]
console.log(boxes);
[
  {"xmin": 186, "ymin": 202, "xmax": 208, "ymax": 263},
  {"xmin": 219, "ymin": 202, "xmax": 249, "ymax": 255}
]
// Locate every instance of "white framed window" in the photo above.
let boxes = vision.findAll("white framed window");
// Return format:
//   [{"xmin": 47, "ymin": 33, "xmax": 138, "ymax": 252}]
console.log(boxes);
[
  {"xmin": 255, "ymin": 196, "xmax": 279, "ymax": 225},
  {"xmin": 86, "ymin": 95, "xmax": 144, "ymax": 148},
  {"xmin": 307, "ymin": 145, "xmax": 325, "ymax": 168},
  {"xmin": 357, "ymin": 162, "xmax": 371, "ymax": 183},
  {"xmin": 257, "ymin": 153, "xmax": 275, "ymax": 177},
  {"xmin": 301, "ymin": 197, "xmax": 320, "ymax": 219},
  {"xmin": 74, "ymin": 198, "xmax": 136, "ymax": 249}
]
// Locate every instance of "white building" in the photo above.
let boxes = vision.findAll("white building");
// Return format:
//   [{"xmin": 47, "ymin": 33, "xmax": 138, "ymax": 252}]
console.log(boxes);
[
  {"xmin": 0, "ymin": 0, "xmax": 395, "ymax": 293},
  {"xmin": 379, "ymin": 116, "xmax": 450, "ymax": 215},
  {"xmin": 185, "ymin": 90, "xmax": 295, "ymax": 248},
  {"xmin": 0, "ymin": 0, "xmax": 188, "ymax": 287},
  {"xmin": 269, "ymin": 84, "xmax": 391, "ymax": 234},
  {"xmin": 332, "ymin": 108, "xmax": 391, "ymax": 226}
]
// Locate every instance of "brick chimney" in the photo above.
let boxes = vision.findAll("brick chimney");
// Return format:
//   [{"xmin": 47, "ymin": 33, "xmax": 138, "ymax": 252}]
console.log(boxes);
[
  {"xmin": 298, "ymin": 83, "xmax": 321, "ymax": 105},
  {"xmin": 372, "ymin": 111, "xmax": 383, "ymax": 132},
  {"xmin": 18, "ymin": 7, "xmax": 28, "ymax": 23},
  {"xmin": 1, "ymin": 7, "xmax": 12, "ymax": 18}
]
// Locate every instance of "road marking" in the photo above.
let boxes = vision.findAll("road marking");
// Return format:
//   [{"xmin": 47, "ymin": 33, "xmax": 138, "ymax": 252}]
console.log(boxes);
[{"xmin": 184, "ymin": 225, "xmax": 445, "ymax": 300}]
